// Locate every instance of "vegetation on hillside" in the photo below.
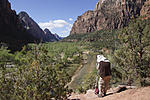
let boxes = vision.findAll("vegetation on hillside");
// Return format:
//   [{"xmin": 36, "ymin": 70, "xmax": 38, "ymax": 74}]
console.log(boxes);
[
  {"xmin": 0, "ymin": 18, "xmax": 150, "ymax": 99},
  {"xmin": 63, "ymin": 18, "xmax": 150, "ymax": 92},
  {"xmin": 0, "ymin": 42, "xmax": 83, "ymax": 99},
  {"xmin": 113, "ymin": 18, "xmax": 150, "ymax": 86}
]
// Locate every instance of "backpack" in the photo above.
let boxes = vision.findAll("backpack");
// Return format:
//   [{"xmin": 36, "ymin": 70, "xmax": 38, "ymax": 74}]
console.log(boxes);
[{"xmin": 96, "ymin": 55, "xmax": 111, "ymax": 77}]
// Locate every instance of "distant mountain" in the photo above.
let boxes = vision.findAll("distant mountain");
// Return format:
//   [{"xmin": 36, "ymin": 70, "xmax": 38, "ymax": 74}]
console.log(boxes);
[
  {"xmin": 0, "ymin": 0, "xmax": 37, "ymax": 51},
  {"xmin": 70, "ymin": 0, "xmax": 150, "ymax": 35},
  {"xmin": 0, "ymin": 0, "xmax": 65, "ymax": 51},
  {"xmin": 18, "ymin": 11, "xmax": 46, "ymax": 42},
  {"xmin": 18, "ymin": 12, "xmax": 62, "ymax": 42},
  {"xmin": 44, "ymin": 28, "xmax": 58, "ymax": 42},
  {"xmin": 54, "ymin": 33, "xmax": 64, "ymax": 40},
  {"xmin": 44, "ymin": 28, "xmax": 64, "ymax": 41}
]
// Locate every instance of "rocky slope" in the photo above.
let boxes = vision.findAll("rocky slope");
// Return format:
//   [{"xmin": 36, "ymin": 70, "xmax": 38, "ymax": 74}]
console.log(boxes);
[
  {"xmin": 69, "ymin": 86, "xmax": 150, "ymax": 100},
  {"xmin": 0, "ymin": 0, "xmax": 36, "ymax": 50},
  {"xmin": 70, "ymin": 0, "xmax": 149, "ymax": 34}
]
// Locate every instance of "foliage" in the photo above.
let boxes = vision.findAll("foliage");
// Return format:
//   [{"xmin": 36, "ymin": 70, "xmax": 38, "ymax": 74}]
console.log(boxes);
[
  {"xmin": 113, "ymin": 18, "xmax": 150, "ymax": 86},
  {"xmin": 63, "ymin": 18, "xmax": 150, "ymax": 89},
  {"xmin": 63, "ymin": 29, "xmax": 119, "ymax": 52},
  {"xmin": 0, "ymin": 17, "xmax": 150, "ymax": 99},
  {"xmin": 0, "ymin": 42, "xmax": 83, "ymax": 99}
]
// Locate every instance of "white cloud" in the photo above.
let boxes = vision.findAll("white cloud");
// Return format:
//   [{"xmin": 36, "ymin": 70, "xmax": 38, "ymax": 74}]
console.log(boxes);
[
  {"xmin": 69, "ymin": 18, "xmax": 73, "ymax": 21},
  {"xmin": 62, "ymin": 30, "xmax": 68, "ymax": 34},
  {"xmin": 38, "ymin": 19, "xmax": 69, "ymax": 30},
  {"xmin": 61, "ymin": 24, "xmax": 72, "ymax": 37},
  {"xmin": 53, "ymin": 20, "xmax": 68, "ymax": 24},
  {"xmin": 38, "ymin": 19, "xmax": 73, "ymax": 37}
]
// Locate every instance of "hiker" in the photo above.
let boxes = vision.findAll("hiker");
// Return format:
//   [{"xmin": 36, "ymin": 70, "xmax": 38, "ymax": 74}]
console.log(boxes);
[{"xmin": 96, "ymin": 55, "xmax": 111, "ymax": 97}]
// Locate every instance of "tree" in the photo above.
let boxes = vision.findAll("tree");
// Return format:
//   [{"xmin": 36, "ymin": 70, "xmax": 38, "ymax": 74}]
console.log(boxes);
[
  {"xmin": 0, "ymin": 43, "xmax": 74, "ymax": 100},
  {"xmin": 114, "ymin": 18, "xmax": 150, "ymax": 86}
]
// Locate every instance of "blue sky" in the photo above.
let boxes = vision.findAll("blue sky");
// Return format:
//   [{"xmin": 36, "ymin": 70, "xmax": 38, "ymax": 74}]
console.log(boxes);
[{"xmin": 9, "ymin": 0, "xmax": 98, "ymax": 37}]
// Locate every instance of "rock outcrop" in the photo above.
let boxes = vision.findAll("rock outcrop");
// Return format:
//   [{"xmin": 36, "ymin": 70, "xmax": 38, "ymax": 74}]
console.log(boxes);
[{"xmin": 70, "ymin": 0, "xmax": 149, "ymax": 35}]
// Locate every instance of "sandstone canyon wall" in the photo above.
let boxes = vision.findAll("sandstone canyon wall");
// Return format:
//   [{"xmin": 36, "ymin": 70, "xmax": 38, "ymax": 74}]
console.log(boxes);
[{"xmin": 70, "ymin": 0, "xmax": 149, "ymax": 35}]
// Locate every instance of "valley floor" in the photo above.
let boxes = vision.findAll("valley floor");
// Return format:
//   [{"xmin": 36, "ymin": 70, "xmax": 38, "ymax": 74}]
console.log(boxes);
[{"xmin": 68, "ymin": 86, "xmax": 150, "ymax": 100}]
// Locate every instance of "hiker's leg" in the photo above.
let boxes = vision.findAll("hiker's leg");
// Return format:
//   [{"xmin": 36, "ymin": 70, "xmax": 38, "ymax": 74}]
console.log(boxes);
[
  {"xmin": 95, "ymin": 76, "xmax": 98, "ymax": 87},
  {"xmin": 98, "ymin": 77, "xmax": 104, "ymax": 96},
  {"xmin": 104, "ymin": 76, "xmax": 111, "ymax": 95},
  {"xmin": 95, "ymin": 76, "xmax": 99, "ymax": 94}
]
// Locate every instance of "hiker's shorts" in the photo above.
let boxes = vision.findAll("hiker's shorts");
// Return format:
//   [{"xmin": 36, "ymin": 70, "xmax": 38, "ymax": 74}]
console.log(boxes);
[{"xmin": 98, "ymin": 76, "xmax": 110, "ymax": 96}]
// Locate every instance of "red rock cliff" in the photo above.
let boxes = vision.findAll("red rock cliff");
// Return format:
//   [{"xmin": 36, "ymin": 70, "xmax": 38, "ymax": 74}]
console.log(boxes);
[{"xmin": 70, "ymin": 0, "xmax": 149, "ymax": 35}]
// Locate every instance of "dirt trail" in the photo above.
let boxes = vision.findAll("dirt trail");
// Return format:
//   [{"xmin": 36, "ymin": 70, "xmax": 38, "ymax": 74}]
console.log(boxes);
[
  {"xmin": 67, "ymin": 53, "xmax": 96, "ymax": 89},
  {"xmin": 66, "ymin": 64, "xmax": 83, "ymax": 87},
  {"xmin": 68, "ymin": 86, "xmax": 150, "ymax": 100}
]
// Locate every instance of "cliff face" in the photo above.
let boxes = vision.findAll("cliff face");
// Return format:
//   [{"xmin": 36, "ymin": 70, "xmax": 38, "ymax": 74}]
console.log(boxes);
[
  {"xmin": 18, "ymin": 12, "xmax": 46, "ymax": 41},
  {"xmin": 19, "ymin": 12, "xmax": 61, "ymax": 42},
  {"xmin": 140, "ymin": 0, "xmax": 150, "ymax": 19},
  {"xmin": 0, "ymin": 0, "xmax": 36, "ymax": 50},
  {"xmin": 70, "ymin": 0, "xmax": 149, "ymax": 35}
]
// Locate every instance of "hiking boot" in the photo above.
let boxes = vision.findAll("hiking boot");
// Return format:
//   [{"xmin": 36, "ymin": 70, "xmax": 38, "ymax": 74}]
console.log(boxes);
[{"xmin": 98, "ymin": 94, "xmax": 103, "ymax": 98}]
